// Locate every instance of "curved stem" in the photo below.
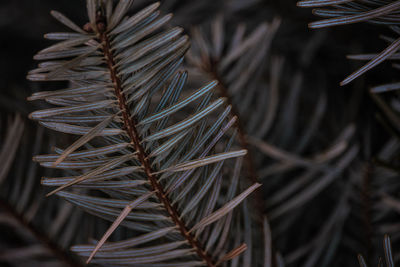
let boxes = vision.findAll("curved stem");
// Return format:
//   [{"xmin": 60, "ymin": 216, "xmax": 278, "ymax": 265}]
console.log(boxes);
[
  {"xmin": 206, "ymin": 63, "xmax": 277, "ymax": 267},
  {"xmin": 208, "ymin": 64, "xmax": 264, "ymax": 217},
  {"xmin": 98, "ymin": 26, "xmax": 217, "ymax": 267}
]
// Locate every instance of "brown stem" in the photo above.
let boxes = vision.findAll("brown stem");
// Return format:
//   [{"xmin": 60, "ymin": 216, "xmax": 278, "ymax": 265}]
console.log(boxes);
[
  {"xmin": 208, "ymin": 64, "xmax": 263, "ymax": 215},
  {"xmin": 98, "ymin": 26, "xmax": 216, "ymax": 267},
  {"xmin": 0, "ymin": 198, "xmax": 83, "ymax": 267},
  {"xmin": 207, "ymin": 63, "xmax": 276, "ymax": 266}
]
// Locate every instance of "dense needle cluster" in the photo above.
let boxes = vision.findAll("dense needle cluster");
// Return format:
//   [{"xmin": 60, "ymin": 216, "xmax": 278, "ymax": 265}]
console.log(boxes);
[{"xmin": 25, "ymin": 0, "xmax": 263, "ymax": 266}]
